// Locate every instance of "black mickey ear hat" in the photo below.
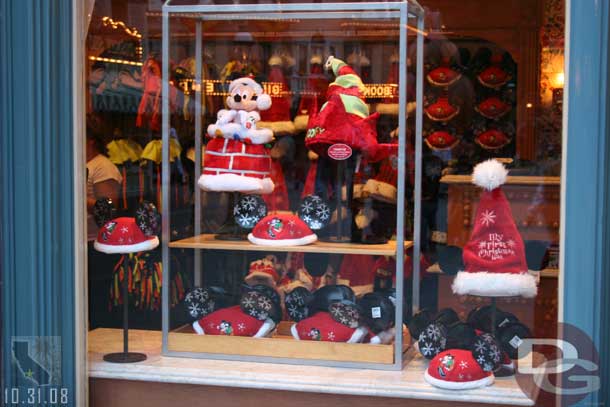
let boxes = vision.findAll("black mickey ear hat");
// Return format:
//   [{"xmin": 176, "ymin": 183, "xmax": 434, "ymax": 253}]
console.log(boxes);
[
  {"xmin": 437, "ymin": 245, "xmax": 464, "ymax": 275},
  {"xmin": 93, "ymin": 198, "xmax": 116, "ymax": 227},
  {"xmin": 445, "ymin": 321, "xmax": 477, "ymax": 350},
  {"xmin": 298, "ymin": 195, "xmax": 331, "ymax": 231},
  {"xmin": 285, "ymin": 286, "xmax": 313, "ymax": 322},
  {"xmin": 307, "ymin": 285, "xmax": 360, "ymax": 328},
  {"xmin": 471, "ymin": 333, "xmax": 503, "ymax": 372},
  {"xmin": 407, "ymin": 309, "xmax": 434, "ymax": 340},
  {"xmin": 308, "ymin": 284, "xmax": 356, "ymax": 313},
  {"xmin": 183, "ymin": 286, "xmax": 228, "ymax": 322},
  {"xmin": 496, "ymin": 321, "xmax": 532, "ymax": 360},
  {"xmin": 357, "ymin": 292, "xmax": 396, "ymax": 334},
  {"xmin": 417, "ymin": 308, "xmax": 460, "ymax": 359},
  {"xmin": 136, "ymin": 201, "xmax": 161, "ymax": 236},
  {"xmin": 240, "ymin": 284, "xmax": 282, "ymax": 324}
]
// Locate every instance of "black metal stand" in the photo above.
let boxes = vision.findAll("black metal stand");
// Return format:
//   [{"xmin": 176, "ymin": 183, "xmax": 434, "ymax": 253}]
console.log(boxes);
[
  {"xmin": 321, "ymin": 158, "xmax": 354, "ymax": 243},
  {"xmin": 103, "ymin": 256, "xmax": 147, "ymax": 363},
  {"xmin": 216, "ymin": 192, "xmax": 247, "ymax": 241}
]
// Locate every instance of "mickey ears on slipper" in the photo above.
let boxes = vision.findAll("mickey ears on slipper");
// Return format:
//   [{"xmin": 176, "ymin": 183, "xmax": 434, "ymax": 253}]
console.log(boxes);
[
  {"xmin": 184, "ymin": 286, "xmax": 228, "ymax": 321},
  {"xmin": 298, "ymin": 195, "xmax": 331, "ymax": 231},
  {"xmin": 285, "ymin": 286, "xmax": 313, "ymax": 322},
  {"xmin": 93, "ymin": 198, "xmax": 115, "ymax": 227},
  {"xmin": 136, "ymin": 201, "xmax": 161, "ymax": 236}
]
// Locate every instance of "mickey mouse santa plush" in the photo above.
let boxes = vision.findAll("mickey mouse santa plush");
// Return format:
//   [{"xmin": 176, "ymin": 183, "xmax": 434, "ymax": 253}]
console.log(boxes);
[{"xmin": 199, "ymin": 77, "xmax": 275, "ymax": 194}]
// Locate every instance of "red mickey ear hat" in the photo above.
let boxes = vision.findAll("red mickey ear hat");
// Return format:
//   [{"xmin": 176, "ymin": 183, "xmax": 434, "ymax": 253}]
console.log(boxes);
[
  {"xmin": 248, "ymin": 214, "xmax": 317, "ymax": 246},
  {"xmin": 425, "ymin": 349, "xmax": 494, "ymax": 390},
  {"xmin": 451, "ymin": 160, "xmax": 538, "ymax": 298},
  {"xmin": 94, "ymin": 200, "xmax": 160, "ymax": 254}
]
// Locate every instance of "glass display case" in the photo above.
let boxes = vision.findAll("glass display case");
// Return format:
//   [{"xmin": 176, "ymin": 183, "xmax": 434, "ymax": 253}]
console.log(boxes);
[{"xmin": 160, "ymin": 0, "xmax": 425, "ymax": 369}]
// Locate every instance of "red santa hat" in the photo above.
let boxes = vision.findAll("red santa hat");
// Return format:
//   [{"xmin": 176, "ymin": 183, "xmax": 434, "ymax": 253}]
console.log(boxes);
[
  {"xmin": 425, "ymin": 349, "xmax": 494, "ymax": 390},
  {"xmin": 452, "ymin": 160, "xmax": 538, "ymax": 298},
  {"xmin": 192, "ymin": 305, "xmax": 275, "ymax": 338},
  {"xmin": 290, "ymin": 311, "xmax": 367, "ymax": 343},
  {"xmin": 258, "ymin": 56, "xmax": 296, "ymax": 136},
  {"xmin": 248, "ymin": 214, "xmax": 317, "ymax": 246},
  {"xmin": 245, "ymin": 258, "xmax": 281, "ymax": 288},
  {"xmin": 305, "ymin": 56, "xmax": 395, "ymax": 163},
  {"xmin": 95, "ymin": 217, "xmax": 159, "ymax": 254}
]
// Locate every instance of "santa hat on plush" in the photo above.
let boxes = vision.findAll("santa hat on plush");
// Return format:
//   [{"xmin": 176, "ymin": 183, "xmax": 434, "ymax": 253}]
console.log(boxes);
[
  {"xmin": 425, "ymin": 349, "xmax": 495, "ymax": 390},
  {"xmin": 94, "ymin": 201, "xmax": 160, "ymax": 254},
  {"xmin": 452, "ymin": 159, "xmax": 538, "ymax": 298},
  {"xmin": 363, "ymin": 151, "xmax": 399, "ymax": 204},
  {"xmin": 305, "ymin": 56, "xmax": 395, "ymax": 163},
  {"xmin": 245, "ymin": 258, "xmax": 281, "ymax": 288},
  {"xmin": 258, "ymin": 55, "xmax": 296, "ymax": 136},
  {"xmin": 248, "ymin": 214, "xmax": 317, "ymax": 246},
  {"xmin": 294, "ymin": 55, "xmax": 328, "ymax": 132}
]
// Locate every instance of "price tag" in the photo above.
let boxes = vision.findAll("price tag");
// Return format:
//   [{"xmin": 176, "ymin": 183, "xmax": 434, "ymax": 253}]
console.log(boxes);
[
  {"xmin": 509, "ymin": 335, "xmax": 523, "ymax": 349},
  {"xmin": 371, "ymin": 307, "xmax": 382, "ymax": 319},
  {"xmin": 327, "ymin": 144, "xmax": 352, "ymax": 160}
]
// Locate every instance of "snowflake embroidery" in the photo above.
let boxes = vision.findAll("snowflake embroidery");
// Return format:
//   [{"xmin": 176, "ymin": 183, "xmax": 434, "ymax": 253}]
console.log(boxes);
[
  {"xmin": 327, "ymin": 332, "xmax": 335, "ymax": 341},
  {"xmin": 459, "ymin": 360, "xmax": 469, "ymax": 369},
  {"xmin": 474, "ymin": 340, "xmax": 487, "ymax": 353},
  {"xmin": 188, "ymin": 303, "xmax": 202, "ymax": 317},
  {"xmin": 302, "ymin": 215, "xmax": 312, "ymax": 224},
  {"xmin": 233, "ymin": 205, "xmax": 241, "ymax": 216},
  {"xmin": 288, "ymin": 219, "xmax": 296, "ymax": 227},
  {"xmin": 489, "ymin": 348, "xmax": 502, "ymax": 362},
  {"xmin": 208, "ymin": 322, "xmax": 216, "ymax": 329},
  {"xmin": 301, "ymin": 201, "xmax": 314, "ymax": 214},
  {"xmin": 136, "ymin": 208, "xmax": 146, "ymax": 218},
  {"xmin": 483, "ymin": 363, "xmax": 494, "ymax": 372},
  {"xmin": 427, "ymin": 325, "xmax": 442, "ymax": 340},
  {"xmin": 458, "ymin": 374, "xmax": 464, "ymax": 380},
  {"xmin": 121, "ymin": 226, "xmax": 129, "ymax": 234},
  {"xmin": 237, "ymin": 214, "xmax": 253, "ymax": 225},
  {"xmin": 242, "ymin": 297, "xmax": 255, "ymax": 308},
  {"xmin": 118, "ymin": 237, "xmax": 124, "ymax": 243},
  {"xmin": 316, "ymin": 206, "xmax": 330, "ymax": 220},
  {"xmin": 258, "ymin": 297, "xmax": 272, "ymax": 310},
  {"xmin": 242, "ymin": 196, "xmax": 258, "ymax": 210},
  {"xmin": 237, "ymin": 323, "xmax": 246, "ymax": 332},
  {"xmin": 420, "ymin": 342, "xmax": 435, "ymax": 357},
  {"xmin": 476, "ymin": 355, "xmax": 486, "ymax": 365},
  {"xmin": 480, "ymin": 210, "xmax": 496, "ymax": 227}
]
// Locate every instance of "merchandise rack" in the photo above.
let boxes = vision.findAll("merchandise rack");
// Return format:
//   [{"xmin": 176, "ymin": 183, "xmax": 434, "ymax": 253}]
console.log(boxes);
[{"xmin": 161, "ymin": 0, "xmax": 425, "ymax": 370}]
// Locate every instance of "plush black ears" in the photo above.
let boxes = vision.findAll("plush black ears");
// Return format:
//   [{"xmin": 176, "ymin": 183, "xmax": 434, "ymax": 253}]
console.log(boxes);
[
  {"xmin": 298, "ymin": 195, "xmax": 331, "ymax": 230},
  {"xmin": 357, "ymin": 291, "xmax": 396, "ymax": 334},
  {"xmin": 240, "ymin": 284, "xmax": 282, "ymax": 324},
  {"xmin": 184, "ymin": 286, "xmax": 228, "ymax": 321},
  {"xmin": 524, "ymin": 240, "xmax": 550, "ymax": 271},
  {"xmin": 93, "ymin": 198, "xmax": 115, "ymax": 227},
  {"xmin": 285, "ymin": 286, "xmax": 313, "ymax": 322},
  {"xmin": 234, "ymin": 195, "xmax": 267, "ymax": 230},
  {"xmin": 136, "ymin": 201, "xmax": 161, "ymax": 236}
]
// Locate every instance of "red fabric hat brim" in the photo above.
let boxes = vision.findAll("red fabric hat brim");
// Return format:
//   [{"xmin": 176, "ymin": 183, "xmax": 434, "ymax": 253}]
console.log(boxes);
[{"xmin": 94, "ymin": 236, "xmax": 159, "ymax": 254}]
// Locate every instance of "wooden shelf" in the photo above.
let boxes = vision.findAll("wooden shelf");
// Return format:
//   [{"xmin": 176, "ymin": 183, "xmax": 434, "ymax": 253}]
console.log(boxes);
[
  {"xmin": 169, "ymin": 234, "xmax": 411, "ymax": 255},
  {"xmin": 168, "ymin": 321, "xmax": 410, "ymax": 364},
  {"xmin": 440, "ymin": 174, "xmax": 560, "ymax": 185}
]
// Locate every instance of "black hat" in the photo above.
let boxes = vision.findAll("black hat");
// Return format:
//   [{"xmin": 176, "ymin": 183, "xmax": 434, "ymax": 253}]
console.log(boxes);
[
  {"xmin": 496, "ymin": 321, "xmax": 532, "ymax": 359},
  {"xmin": 240, "ymin": 284, "xmax": 282, "ymax": 324},
  {"xmin": 418, "ymin": 322, "xmax": 447, "ymax": 359},
  {"xmin": 470, "ymin": 333, "xmax": 502, "ymax": 372},
  {"xmin": 445, "ymin": 321, "xmax": 477, "ymax": 350},
  {"xmin": 285, "ymin": 286, "xmax": 313, "ymax": 322},
  {"xmin": 407, "ymin": 309, "xmax": 434, "ymax": 340},
  {"xmin": 183, "ymin": 286, "xmax": 228, "ymax": 321},
  {"xmin": 308, "ymin": 285, "xmax": 356, "ymax": 313},
  {"xmin": 357, "ymin": 292, "xmax": 396, "ymax": 334}
]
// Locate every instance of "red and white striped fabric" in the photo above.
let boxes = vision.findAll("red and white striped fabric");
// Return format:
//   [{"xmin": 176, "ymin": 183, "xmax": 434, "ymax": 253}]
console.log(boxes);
[{"xmin": 198, "ymin": 138, "xmax": 274, "ymax": 194}]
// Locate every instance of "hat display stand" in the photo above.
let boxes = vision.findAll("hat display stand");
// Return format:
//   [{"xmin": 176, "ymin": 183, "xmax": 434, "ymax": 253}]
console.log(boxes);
[
  {"xmin": 104, "ymin": 254, "xmax": 147, "ymax": 363},
  {"xmin": 215, "ymin": 192, "xmax": 247, "ymax": 241},
  {"xmin": 315, "ymin": 155, "xmax": 356, "ymax": 243}
]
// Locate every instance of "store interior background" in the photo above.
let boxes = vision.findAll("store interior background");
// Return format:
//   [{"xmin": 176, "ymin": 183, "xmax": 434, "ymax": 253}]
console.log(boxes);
[{"xmin": 85, "ymin": 0, "xmax": 564, "ymax": 371}]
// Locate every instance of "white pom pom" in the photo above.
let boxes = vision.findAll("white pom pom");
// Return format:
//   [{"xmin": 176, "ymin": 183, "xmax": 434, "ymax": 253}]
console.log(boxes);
[
  {"xmin": 256, "ymin": 93, "xmax": 272, "ymax": 111},
  {"xmin": 472, "ymin": 159, "xmax": 508, "ymax": 191}
]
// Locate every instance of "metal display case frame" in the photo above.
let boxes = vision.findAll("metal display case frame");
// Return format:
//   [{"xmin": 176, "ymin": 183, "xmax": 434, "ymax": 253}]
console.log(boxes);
[{"xmin": 161, "ymin": 0, "xmax": 425, "ymax": 371}]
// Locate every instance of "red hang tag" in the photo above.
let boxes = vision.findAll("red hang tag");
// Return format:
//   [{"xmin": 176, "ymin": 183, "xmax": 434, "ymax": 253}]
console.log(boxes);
[{"xmin": 327, "ymin": 144, "xmax": 352, "ymax": 161}]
